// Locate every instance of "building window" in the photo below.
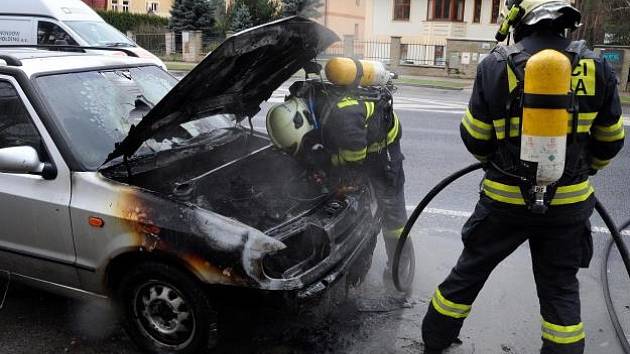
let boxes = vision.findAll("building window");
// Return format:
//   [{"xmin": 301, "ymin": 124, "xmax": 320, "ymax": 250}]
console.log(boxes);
[
  {"xmin": 428, "ymin": 0, "xmax": 465, "ymax": 22},
  {"xmin": 354, "ymin": 23, "xmax": 359, "ymax": 37},
  {"xmin": 148, "ymin": 2, "xmax": 158, "ymax": 13},
  {"xmin": 356, "ymin": 0, "xmax": 360, "ymax": 6},
  {"xmin": 122, "ymin": 0, "xmax": 130, "ymax": 12},
  {"xmin": 491, "ymin": 0, "xmax": 501, "ymax": 23},
  {"xmin": 473, "ymin": 0, "xmax": 482, "ymax": 23},
  {"xmin": 111, "ymin": 0, "xmax": 118, "ymax": 11},
  {"xmin": 393, "ymin": 0, "xmax": 410, "ymax": 21}
]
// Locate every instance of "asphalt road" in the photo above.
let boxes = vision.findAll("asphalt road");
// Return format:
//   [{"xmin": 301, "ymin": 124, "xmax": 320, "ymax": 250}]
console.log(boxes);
[{"xmin": 1, "ymin": 83, "xmax": 628, "ymax": 354}]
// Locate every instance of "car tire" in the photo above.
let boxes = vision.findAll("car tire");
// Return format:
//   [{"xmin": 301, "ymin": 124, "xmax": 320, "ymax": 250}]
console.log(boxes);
[{"xmin": 116, "ymin": 262, "xmax": 217, "ymax": 354}]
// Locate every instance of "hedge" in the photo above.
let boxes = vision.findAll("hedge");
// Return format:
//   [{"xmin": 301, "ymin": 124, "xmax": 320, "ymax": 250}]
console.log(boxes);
[{"xmin": 96, "ymin": 10, "xmax": 169, "ymax": 33}]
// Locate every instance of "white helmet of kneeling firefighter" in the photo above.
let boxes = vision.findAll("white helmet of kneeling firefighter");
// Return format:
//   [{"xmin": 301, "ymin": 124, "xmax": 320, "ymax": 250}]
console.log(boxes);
[
  {"xmin": 496, "ymin": 0, "xmax": 582, "ymax": 42},
  {"xmin": 266, "ymin": 96, "xmax": 314, "ymax": 156}
]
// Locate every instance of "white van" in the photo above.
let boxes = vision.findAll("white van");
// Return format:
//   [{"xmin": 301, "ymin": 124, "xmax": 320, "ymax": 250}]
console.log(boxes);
[{"xmin": 0, "ymin": 0, "xmax": 166, "ymax": 69}]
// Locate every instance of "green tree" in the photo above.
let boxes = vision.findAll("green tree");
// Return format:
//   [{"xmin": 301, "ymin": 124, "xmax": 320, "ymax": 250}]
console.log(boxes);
[
  {"xmin": 230, "ymin": 3, "xmax": 254, "ymax": 32},
  {"xmin": 281, "ymin": 0, "xmax": 323, "ymax": 18},
  {"xmin": 229, "ymin": 0, "xmax": 280, "ymax": 26},
  {"xmin": 169, "ymin": 0, "xmax": 216, "ymax": 34},
  {"xmin": 213, "ymin": 0, "xmax": 231, "ymax": 35}
]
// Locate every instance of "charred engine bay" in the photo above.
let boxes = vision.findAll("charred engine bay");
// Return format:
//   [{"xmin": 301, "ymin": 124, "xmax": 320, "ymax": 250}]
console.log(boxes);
[{"xmin": 103, "ymin": 131, "xmax": 329, "ymax": 231}]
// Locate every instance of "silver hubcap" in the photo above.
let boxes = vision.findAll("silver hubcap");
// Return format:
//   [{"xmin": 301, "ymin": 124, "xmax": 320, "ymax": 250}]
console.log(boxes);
[{"xmin": 134, "ymin": 282, "xmax": 195, "ymax": 348}]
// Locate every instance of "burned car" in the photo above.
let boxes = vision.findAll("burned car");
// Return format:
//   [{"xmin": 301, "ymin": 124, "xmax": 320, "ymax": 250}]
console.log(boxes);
[{"xmin": 0, "ymin": 17, "xmax": 382, "ymax": 353}]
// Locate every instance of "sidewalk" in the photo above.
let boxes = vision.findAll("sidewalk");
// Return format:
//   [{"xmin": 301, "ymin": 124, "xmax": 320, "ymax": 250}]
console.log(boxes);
[{"xmin": 166, "ymin": 61, "xmax": 629, "ymax": 102}]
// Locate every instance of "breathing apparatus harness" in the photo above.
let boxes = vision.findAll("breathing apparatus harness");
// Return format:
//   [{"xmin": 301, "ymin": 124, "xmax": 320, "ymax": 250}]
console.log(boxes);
[
  {"xmin": 489, "ymin": 40, "xmax": 592, "ymax": 214},
  {"xmin": 287, "ymin": 75, "xmax": 398, "ymax": 173}
]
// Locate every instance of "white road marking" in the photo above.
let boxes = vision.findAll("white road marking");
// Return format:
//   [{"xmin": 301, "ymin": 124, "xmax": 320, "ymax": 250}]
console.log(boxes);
[
  {"xmin": 405, "ymin": 206, "xmax": 630, "ymax": 236},
  {"xmin": 624, "ymin": 117, "xmax": 630, "ymax": 126}
]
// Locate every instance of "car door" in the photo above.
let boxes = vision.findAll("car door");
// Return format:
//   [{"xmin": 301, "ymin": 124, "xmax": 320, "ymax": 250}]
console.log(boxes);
[{"xmin": 0, "ymin": 76, "xmax": 78, "ymax": 287}]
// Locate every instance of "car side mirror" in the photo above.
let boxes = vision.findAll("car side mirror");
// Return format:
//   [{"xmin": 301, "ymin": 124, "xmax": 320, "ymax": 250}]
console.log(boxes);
[{"xmin": 0, "ymin": 146, "xmax": 57, "ymax": 180}]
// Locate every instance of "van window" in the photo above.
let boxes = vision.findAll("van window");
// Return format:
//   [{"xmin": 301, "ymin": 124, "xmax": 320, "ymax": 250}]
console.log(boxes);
[
  {"xmin": 37, "ymin": 21, "xmax": 78, "ymax": 46},
  {"xmin": 64, "ymin": 21, "xmax": 133, "ymax": 47}
]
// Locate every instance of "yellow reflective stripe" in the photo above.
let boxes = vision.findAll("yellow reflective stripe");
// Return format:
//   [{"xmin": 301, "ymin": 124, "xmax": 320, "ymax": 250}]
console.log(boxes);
[
  {"xmin": 482, "ymin": 179, "xmax": 526, "ymax": 205},
  {"xmin": 339, "ymin": 147, "xmax": 367, "ymax": 163},
  {"xmin": 592, "ymin": 117, "xmax": 625, "ymax": 142},
  {"xmin": 542, "ymin": 320, "xmax": 585, "ymax": 344},
  {"xmin": 431, "ymin": 288, "xmax": 471, "ymax": 319},
  {"xmin": 568, "ymin": 112, "xmax": 597, "ymax": 134},
  {"xmin": 366, "ymin": 113, "xmax": 401, "ymax": 153},
  {"xmin": 493, "ymin": 117, "xmax": 520, "ymax": 139},
  {"xmin": 482, "ymin": 179, "xmax": 593, "ymax": 206},
  {"xmin": 387, "ymin": 113, "xmax": 400, "ymax": 144},
  {"xmin": 367, "ymin": 140, "xmax": 386, "ymax": 153},
  {"xmin": 507, "ymin": 65, "xmax": 518, "ymax": 93},
  {"xmin": 384, "ymin": 226, "xmax": 405, "ymax": 239},
  {"xmin": 337, "ymin": 98, "xmax": 359, "ymax": 109},
  {"xmin": 462, "ymin": 109, "xmax": 493, "ymax": 141},
  {"xmin": 365, "ymin": 101, "xmax": 375, "ymax": 120},
  {"xmin": 591, "ymin": 157, "xmax": 610, "ymax": 170},
  {"xmin": 551, "ymin": 181, "xmax": 594, "ymax": 205}
]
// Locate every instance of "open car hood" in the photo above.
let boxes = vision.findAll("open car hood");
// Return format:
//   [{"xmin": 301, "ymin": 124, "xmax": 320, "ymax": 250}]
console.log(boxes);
[{"xmin": 105, "ymin": 17, "xmax": 339, "ymax": 163}]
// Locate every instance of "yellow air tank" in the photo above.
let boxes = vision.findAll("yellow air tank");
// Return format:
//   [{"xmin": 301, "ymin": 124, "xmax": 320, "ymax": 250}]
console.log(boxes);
[
  {"xmin": 520, "ymin": 49, "xmax": 572, "ymax": 186},
  {"xmin": 325, "ymin": 57, "xmax": 391, "ymax": 87}
]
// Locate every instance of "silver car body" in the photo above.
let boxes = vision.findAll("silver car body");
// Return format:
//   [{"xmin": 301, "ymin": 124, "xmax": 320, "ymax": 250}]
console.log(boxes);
[{"xmin": 0, "ymin": 21, "xmax": 381, "ymax": 304}]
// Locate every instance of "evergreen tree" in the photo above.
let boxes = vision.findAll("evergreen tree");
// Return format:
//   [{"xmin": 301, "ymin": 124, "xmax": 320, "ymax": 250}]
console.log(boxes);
[
  {"xmin": 230, "ymin": 3, "xmax": 253, "ymax": 32},
  {"xmin": 229, "ymin": 0, "xmax": 280, "ymax": 26},
  {"xmin": 213, "ymin": 0, "xmax": 231, "ymax": 35},
  {"xmin": 282, "ymin": 0, "xmax": 323, "ymax": 18},
  {"xmin": 169, "ymin": 0, "xmax": 216, "ymax": 34}
]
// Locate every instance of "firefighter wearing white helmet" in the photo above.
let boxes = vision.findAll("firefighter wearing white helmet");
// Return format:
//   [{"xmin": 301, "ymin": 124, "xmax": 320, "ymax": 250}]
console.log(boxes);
[
  {"xmin": 421, "ymin": 0, "xmax": 625, "ymax": 353},
  {"xmin": 266, "ymin": 97, "xmax": 315, "ymax": 156},
  {"xmin": 266, "ymin": 81, "xmax": 414, "ymax": 293}
]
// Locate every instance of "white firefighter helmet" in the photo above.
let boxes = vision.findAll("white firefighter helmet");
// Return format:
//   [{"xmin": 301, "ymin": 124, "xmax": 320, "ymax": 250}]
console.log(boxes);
[
  {"xmin": 266, "ymin": 97, "xmax": 314, "ymax": 156},
  {"xmin": 496, "ymin": 0, "xmax": 581, "ymax": 41}
]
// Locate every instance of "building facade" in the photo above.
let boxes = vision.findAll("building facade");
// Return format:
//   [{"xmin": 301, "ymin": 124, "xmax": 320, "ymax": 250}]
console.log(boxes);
[
  {"xmin": 82, "ymin": 0, "xmax": 108, "ymax": 10},
  {"xmin": 366, "ymin": 0, "xmax": 500, "ymax": 44},
  {"xmin": 319, "ymin": 0, "xmax": 367, "ymax": 40},
  {"xmin": 107, "ymin": 0, "xmax": 174, "ymax": 17}
]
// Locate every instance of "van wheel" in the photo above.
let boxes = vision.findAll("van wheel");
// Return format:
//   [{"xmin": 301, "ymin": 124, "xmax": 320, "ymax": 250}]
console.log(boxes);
[{"xmin": 116, "ymin": 262, "xmax": 217, "ymax": 354}]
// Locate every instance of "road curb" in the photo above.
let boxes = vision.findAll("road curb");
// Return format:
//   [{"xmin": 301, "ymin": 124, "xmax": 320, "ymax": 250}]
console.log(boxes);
[{"xmin": 394, "ymin": 82, "xmax": 468, "ymax": 91}]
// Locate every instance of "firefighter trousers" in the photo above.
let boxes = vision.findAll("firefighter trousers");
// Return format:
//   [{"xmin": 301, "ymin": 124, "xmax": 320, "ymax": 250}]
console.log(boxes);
[
  {"xmin": 422, "ymin": 198, "xmax": 594, "ymax": 354},
  {"xmin": 366, "ymin": 140, "xmax": 408, "ymax": 265}
]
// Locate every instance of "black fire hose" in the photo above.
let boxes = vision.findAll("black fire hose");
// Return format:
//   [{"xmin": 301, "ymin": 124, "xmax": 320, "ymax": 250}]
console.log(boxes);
[
  {"xmin": 392, "ymin": 163, "xmax": 630, "ymax": 352},
  {"xmin": 601, "ymin": 215, "xmax": 630, "ymax": 353},
  {"xmin": 392, "ymin": 163, "xmax": 484, "ymax": 292}
]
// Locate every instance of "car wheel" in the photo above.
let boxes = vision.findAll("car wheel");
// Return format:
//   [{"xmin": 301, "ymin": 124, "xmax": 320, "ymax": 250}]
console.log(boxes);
[
  {"xmin": 395, "ymin": 241, "xmax": 416, "ymax": 294},
  {"xmin": 116, "ymin": 262, "xmax": 217, "ymax": 354}
]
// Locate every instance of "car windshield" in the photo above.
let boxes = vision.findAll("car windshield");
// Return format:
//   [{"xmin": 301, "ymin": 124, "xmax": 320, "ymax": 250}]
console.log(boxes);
[
  {"xmin": 64, "ymin": 21, "xmax": 135, "ymax": 47},
  {"xmin": 36, "ymin": 66, "xmax": 236, "ymax": 170}
]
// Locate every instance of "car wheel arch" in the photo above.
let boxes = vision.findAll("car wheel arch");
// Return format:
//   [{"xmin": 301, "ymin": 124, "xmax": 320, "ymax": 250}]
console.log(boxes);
[{"xmin": 105, "ymin": 250, "xmax": 208, "ymax": 294}]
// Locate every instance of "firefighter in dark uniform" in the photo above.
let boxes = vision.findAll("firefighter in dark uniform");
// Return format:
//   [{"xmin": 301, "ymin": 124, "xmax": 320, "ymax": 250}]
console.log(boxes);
[
  {"xmin": 265, "ymin": 85, "xmax": 414, "ymax": 290},
  {"xmin": 421, "ymin": 0, "xmax": 625, "ymax": 353}
]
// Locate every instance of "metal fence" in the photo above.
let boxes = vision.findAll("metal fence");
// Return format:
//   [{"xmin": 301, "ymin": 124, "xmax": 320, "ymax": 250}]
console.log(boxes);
[
  {"xmin": 400, "ymin": 43, "xmax": 446, "ymax": 67},
  {"xmin": 133, "ymin": 32, "xmax": 225, "ymax": 61},
  {"xmin": 134, "ymin": 32, "xmax": 183, "ymax": 61},
  {"xmin": 321, "ymin": 41, "xmax": 344, "ymax": 58},
  {"xmin": 354, "ymin": 40, "xmax": 391, "ymax": 62},
  {"xmin": 200, "ymin": 35, "xmax": 225, "ymax": 57}
]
